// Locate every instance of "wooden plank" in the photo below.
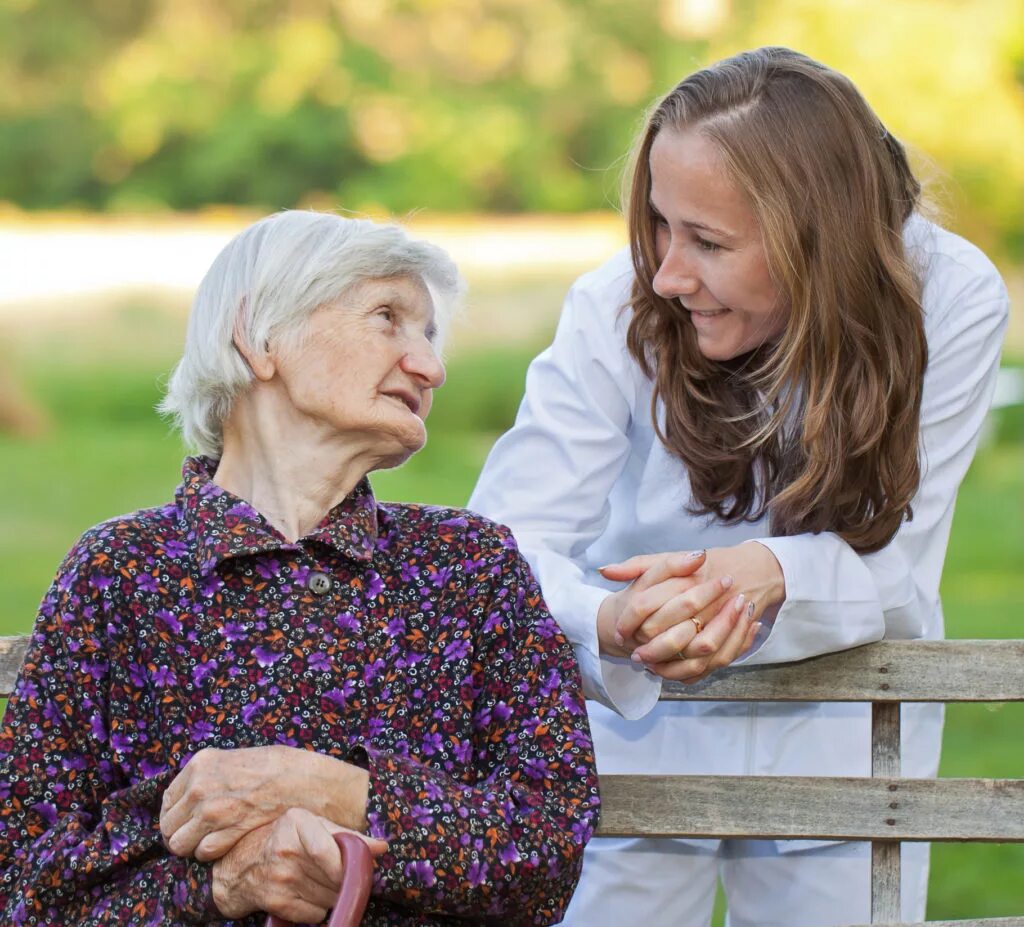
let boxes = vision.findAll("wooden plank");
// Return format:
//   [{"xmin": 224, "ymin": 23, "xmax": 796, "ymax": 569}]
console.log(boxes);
[
  {"xmin": 661, "ymin": 640, "xmax": 1024, "ymax": 703},
  {"xmin": 849, "ymin": 920, "xmax": 1024, "ymax": 927},
  {"xmin": 872, "ymin": 703, "xmax": 902, "ymax": 777},
  {"xmin": 7, "ymin": 635, "xmax": 1024, "ymax": 702},
  {"xmin": 872, "ymin": 841, "xmax": 901, "ymax": 923},
  {"xmin": 871, "ymin": 702, "xmax": 903, "ymax": 922},
  {"xmin": 597, "ymin": 775, "xmax": 1024, "ymax": 841},
  {"xmin": 0, "ymin": 634, "xmax": 29, "ymax": 697}
]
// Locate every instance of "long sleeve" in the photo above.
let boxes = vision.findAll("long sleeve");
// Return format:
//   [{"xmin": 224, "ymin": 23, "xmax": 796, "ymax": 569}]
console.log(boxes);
[
  {"xmin": 359, "ymin": 534, "xmax": 600, "ymax": 926},
  {"xmin": 745, "ymin": 257, "xmax": 1009, "ymax": 664},
  {"xmin": 468, "ymin": 252, "xmax": 661, "ymax": 719},
  {"xmin": 0, "ymin": 541, "xmax": 219, "ymax": 925},
  {"xmin": 471, "ymin": 227, "xmax": 1010, "ymax": 719}
]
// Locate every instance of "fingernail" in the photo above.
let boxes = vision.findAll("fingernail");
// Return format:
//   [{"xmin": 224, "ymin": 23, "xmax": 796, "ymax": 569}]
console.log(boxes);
[
  {"xmin": 598, "ymin": 565, "xmax": 611, "ymax": 573},
  {"xmin": 613, "ymin": 632, "xmax": 624, "ymax": 647},
  {"xmin": 722, "ymin": 574, "xmax": 734, "ymax": 589},
  {"xmin": 734, "ymin": 593, "xmax": 745, "ymax": 611},
  {"xmin": 747, "ymin": 601, "xmax": 755, "ymax": 618},
  {"xmin": 687, "ymin": 549, "xmax": 706, "ymax": 560},
  {"xmin": 630, "ymin": 652, "xmax": 643, "ymax": 663}
]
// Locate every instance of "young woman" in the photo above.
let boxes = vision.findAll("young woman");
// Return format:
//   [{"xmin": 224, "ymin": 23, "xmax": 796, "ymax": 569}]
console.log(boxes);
[{"xmin": 470, "ymin": 47, "xmax": 1009, "ymax": 927}]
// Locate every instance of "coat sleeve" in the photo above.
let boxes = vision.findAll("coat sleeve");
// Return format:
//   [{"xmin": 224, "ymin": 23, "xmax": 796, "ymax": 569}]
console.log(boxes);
[
  {"xmin": 0, "ymin": 539, "xmax": 222, "ymax": 925},
  {"xmin": 359, "ymin": 528, "xmax": 601, "ymax": 926},
  {"xmin": 744, "ymin": 262, "xmax": 1010, "ymax": 664},
  {"xmin": 469, "ymin": 254, "xmax": 664, "ymax": 720}
]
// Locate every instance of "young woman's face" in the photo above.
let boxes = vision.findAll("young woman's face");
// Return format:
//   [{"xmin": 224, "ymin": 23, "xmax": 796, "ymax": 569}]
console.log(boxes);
[{"xmin": 649, "ymin": 127, "xmax": 788, "ymax": 361}]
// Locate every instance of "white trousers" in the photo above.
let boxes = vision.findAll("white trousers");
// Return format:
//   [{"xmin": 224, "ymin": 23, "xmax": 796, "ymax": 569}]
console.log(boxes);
[{"xmin": 560, "ymin": 838, "xmax": 930, "ymax": 927}]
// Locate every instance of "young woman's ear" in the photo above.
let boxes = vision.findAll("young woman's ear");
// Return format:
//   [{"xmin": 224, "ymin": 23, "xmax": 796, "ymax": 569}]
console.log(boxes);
[{"xmin": 231, "ymin": 304, "xmax": 276, "ymax": 382}]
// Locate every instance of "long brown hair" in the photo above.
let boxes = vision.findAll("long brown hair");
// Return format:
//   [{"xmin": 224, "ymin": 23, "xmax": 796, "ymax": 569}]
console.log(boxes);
[{"xmin": 626, "ymin": 47, "xmax": 927, "ymax": 554}]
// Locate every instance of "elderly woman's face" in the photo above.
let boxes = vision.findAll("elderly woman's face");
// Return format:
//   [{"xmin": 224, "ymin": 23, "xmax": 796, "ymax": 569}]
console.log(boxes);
[{"xmin": 273, "ymin": 274, "xmax": 444, "ymax": 463}]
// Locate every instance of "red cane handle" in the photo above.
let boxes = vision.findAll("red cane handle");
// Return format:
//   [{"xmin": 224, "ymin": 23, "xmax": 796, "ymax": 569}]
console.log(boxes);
[{"xmin": 264, "ymin": 831, "xmax": 374, "ymax": 927}]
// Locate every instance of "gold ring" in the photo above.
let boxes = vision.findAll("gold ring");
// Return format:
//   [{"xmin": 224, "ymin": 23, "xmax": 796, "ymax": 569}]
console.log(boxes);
[{"xmin": 675, "ymin": 617, "xmax": 704, "ymax": 661}]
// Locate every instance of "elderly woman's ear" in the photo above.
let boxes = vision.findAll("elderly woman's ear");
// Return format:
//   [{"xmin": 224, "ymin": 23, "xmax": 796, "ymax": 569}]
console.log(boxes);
[{"xmin": 232, "ymin": 314, "xmax": 276, "ymax": 383}]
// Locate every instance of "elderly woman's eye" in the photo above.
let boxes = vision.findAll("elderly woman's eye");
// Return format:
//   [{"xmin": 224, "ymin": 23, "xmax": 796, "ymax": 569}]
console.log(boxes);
[{"xmin": 376, "ymin": 306, "xmax": 395, "ymax": 323}]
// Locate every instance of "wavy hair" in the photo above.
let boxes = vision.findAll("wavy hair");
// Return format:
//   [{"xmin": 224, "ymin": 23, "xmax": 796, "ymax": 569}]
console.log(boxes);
[{"xmin": 625, "ymin": 47, "xmax": 927, "ymax": 553}]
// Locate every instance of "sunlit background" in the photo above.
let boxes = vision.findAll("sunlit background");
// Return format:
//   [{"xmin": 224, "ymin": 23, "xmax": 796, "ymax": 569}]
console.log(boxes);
[{"xmin": 1, "ymin": 0, "xmax": 1022, "ymax": 921}]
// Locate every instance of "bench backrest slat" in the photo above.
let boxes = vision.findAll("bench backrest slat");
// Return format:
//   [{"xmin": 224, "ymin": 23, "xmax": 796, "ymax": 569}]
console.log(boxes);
[
  {"xmin": 2, "ymin": 631, "xmax": 1022, "ymax": 925},
  {"xmin": 850, "ymin": 918, "xmax": 1024, "ymax": 926},
  {"xmin": 595, "ymin": 774, "xmax": 1024, "ymax": 842},
  {"xmin": 0, "ymin": 635, "xmax": 29, "ymax": 697},
  {"xmin": 662, "ymin": 640, "xmax": 1024, "ymax": 702},
  {"xmin": 6, "ymin": 636, "xmax": 1023, "ymax": 703}
]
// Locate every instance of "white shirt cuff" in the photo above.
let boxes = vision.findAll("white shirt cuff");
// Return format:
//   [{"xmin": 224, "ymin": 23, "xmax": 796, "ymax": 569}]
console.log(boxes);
[{"xmin": 569, "ymin": 584, "xmax": 662, "ymax": 719}]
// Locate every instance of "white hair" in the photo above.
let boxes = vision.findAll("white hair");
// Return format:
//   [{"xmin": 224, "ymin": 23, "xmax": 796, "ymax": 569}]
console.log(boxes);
[{"xmin": 159, "ymin": 210, "xmax": 465, "ymax": 457}]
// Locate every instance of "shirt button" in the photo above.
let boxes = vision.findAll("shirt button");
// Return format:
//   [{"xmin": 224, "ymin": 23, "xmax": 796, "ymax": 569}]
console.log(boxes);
[{"xmin": 307, "ymin": 571, "xmax": 333, "ymax": 595}]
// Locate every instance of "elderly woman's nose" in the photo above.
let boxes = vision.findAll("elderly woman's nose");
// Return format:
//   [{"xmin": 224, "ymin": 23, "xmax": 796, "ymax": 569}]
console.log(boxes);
[
  {"xmin": 653, "ymin": 248, "xmax": 701, "ymax": 300},
  {"xmin": 401, "ymin": 341, "xmax": 446, "ymax": 388}
]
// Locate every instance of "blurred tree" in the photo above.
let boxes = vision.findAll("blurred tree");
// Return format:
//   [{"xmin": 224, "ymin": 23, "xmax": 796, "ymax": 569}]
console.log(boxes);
[
  {"xmin": 0, "ymin": 0, "xmax": 1021, "ymax": 256},
  {"xmin": 712, "ymin": 0, "xmax": 1024, "ymax": 259}
]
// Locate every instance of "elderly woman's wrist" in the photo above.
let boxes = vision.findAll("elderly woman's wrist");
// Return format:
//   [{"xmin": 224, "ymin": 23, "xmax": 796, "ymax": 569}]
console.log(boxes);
[{"xmin": 313, "ymin": 753, "xmax": 370, "ymax": 832}]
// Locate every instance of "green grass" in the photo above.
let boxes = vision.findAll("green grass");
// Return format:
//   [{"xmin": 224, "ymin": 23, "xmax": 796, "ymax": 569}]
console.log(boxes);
[{"xmin": 2, "ymin": 304, "xmax": 1022, "ymax": 921}]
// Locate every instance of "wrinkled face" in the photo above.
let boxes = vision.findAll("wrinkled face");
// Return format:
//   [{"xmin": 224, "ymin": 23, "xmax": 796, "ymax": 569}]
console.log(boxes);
[
  {"xmin": 649, "ymin": 126, "xmax": 788, "ymax": 361},
  {"xmin": 272, "ymin": 274, "xmax": 445, "ymax": 466}
]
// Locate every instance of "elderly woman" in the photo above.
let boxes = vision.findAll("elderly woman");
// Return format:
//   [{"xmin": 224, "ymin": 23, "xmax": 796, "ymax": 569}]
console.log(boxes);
[{"xmin": 0, "ymin": 211, "xmax": 600, "ymax": 926}]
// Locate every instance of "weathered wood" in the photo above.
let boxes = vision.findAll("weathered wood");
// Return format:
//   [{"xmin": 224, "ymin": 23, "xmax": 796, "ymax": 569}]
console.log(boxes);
[
  {"xmin": 872, "ymin": 703, "xmax": 902, "ymax": 777},
  {"xmin": 850, "ymin": 920, "xmax": 1024, "ymax": 927},
  {"xmin": 871, "ymin": 702, "xmax": 903, "ymax": 922},
  {"xmin": 596, "ymin": 775, "xmax": 1024, "ymax": 841},
  {"xmin": 0, "ymin": 634, "xmax": 30, "ymax": 697},
  {"xmin": 872, "ymin": 841, "xmax": 902, "ymax": 923},
  {"xmin": 661, "ymin": 640, "xmax": 1024, "ymax": 703},
  {"xmin": 7, "ymin": 635, "xmax": 1024, "ymax": 702}
]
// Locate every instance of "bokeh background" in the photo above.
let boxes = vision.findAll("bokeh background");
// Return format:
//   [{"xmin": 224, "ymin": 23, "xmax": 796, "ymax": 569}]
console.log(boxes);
[{"xmin": 1, "ymin": 0, "xmax": 1022, "ymax": 921}]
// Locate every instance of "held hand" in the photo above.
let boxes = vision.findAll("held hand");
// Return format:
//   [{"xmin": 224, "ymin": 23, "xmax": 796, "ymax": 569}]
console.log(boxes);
[
  {"xmin": 596, "ymin": 549, "xmax": 731, "ymax": 656},
  {"xmin": 633, "ymin": 591, "xmax": 761, "ymax": 683},
  {"xmin": 598, "ymin": 542, "xmax": 785, "ymax": 680},
  {"xmin": 161, "ymin": 745, "xmax": 369, "ymax": 862},
  {"xmin": 211, "ymin": 808, "xmax": 387, "ymax": 922}
]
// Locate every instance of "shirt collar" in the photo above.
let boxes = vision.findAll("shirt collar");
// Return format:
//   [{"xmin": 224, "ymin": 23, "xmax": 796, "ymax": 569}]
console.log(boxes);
[{"xmin": 177, "ymin": 456, "xmax": 380, "ymax": 576}]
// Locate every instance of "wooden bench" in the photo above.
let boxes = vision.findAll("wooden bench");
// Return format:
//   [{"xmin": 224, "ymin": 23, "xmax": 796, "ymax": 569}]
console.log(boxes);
[
  {"xmin": 3, "ymin": 635, "xmax": 1023, "ymax": 926},
  {"xmin": 597, "ymin": 639, "xmax": 1024, "ymax": 926}
]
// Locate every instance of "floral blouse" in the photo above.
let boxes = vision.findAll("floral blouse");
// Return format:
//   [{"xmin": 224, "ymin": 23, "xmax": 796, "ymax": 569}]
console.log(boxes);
[{"xmin": 0, "ymin": 457, "xmax": 600, "ymax": 925}]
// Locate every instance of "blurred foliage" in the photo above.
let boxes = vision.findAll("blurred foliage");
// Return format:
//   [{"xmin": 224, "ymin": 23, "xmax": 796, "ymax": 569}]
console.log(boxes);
[{"xmin": 1, "ymin": 0, "xmax": 1022, "ymax": 255}]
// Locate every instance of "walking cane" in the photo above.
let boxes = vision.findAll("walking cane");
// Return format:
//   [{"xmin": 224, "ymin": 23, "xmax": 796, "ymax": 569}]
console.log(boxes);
[{"xmin": 265, "ymin": 831, "xmax": 375, "ymax": 927}]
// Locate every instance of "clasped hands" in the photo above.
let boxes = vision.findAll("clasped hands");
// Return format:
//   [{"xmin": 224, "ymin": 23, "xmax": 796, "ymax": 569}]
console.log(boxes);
[
  {"xmin": 596, "ymin": 542, "xmax": 786, "ymax": 683},
  {"xmin": 159, "ymin": 744, "xmax": 386, "ymax": 923}
]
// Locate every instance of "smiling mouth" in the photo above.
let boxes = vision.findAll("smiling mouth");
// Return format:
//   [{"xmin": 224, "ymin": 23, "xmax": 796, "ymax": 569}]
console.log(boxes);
[{"xmin": 687, "ymin": 307, "xmax": 729, "ymax": 319}]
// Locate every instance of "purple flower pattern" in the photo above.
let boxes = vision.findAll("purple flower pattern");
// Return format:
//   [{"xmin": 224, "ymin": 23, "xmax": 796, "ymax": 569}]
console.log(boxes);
[{"xmin": 0, "ymin": 456, "xmax": 599, "ymax": 925}]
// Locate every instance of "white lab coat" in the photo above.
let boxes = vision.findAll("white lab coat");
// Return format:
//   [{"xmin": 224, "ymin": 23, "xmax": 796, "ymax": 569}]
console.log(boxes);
[{"xmin": 469, "ymin": 216, "xmax": 1008, "ymax": 855}]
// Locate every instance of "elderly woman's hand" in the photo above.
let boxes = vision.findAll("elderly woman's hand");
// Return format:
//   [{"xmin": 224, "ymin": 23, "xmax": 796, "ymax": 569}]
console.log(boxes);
[
  {"xmin": 599, "ymin": 541, "xmax": 785, "ymax": 681},
  {"xmin": 160, "ymin": 745, "xmax": 369, "ymax": 862},
  {"xmin": 211, "ymin": 807, "xmax": 386, "ymax": 922}
]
